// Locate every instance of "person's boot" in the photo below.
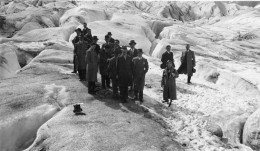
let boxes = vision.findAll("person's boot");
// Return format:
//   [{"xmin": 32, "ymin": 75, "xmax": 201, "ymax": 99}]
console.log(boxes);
[
  {"xmin": 187, "ymin": 76, "xmax": 191, "ymax": 84},
  {"xmin": 168, "ymin": 100, "xmax": 172, "ymax": 107}
]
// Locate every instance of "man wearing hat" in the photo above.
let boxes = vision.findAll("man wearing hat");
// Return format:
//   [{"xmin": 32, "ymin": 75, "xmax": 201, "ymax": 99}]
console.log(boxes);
[
  {"xmin": 71, "ymin": 28, "xmax": 82, "ymax": 73},
  {"xmin": 75, "ymin": 35, "xmax": 88, "ymax": 81},
  {"xmin": 177, "ymin": 44, "xmax": 196, "ymax": 84},
  {"xmin": 117, "ymin": 46, "xmax": 133, "ymax": 103},
  {"xmin": 132, "ymin": 49, "xmax": 149, "ymax": 102},
  {"xmin": 107, "ymin": 48, "xmax": 121, "ymax": 99},
  {"xmin": 84, "ymin": 29, "xmax": 92, "ymax": 44},
  {"xmin": 111, "ymin": 39, "xmax": 121, "ymax": 57},
  {"xmin": 161, "ymin": 45, "xmax": 174, "ymax": 69},
  {"xmin": 100, "ymin": 44, "xmax": 111, "ymax": 89},
  {"xmin": 105, "ymin": 32, "xmax": 114, "ymax": 43},
  {"xmin": 128, "ymin": 40, "xmax": 138, "ymax": 59},
  {"xmin": 86, "ymin": 36, "xmax": 100, "ymax": 94}
]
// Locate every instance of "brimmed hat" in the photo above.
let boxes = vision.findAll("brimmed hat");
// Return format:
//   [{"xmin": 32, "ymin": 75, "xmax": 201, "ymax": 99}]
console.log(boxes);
[
  {"xmin": 137, "ymin": 49, "xmax": 143, "ymax": 54},
  {"xmin": 121, "ymin": 46, "xmax": 127, "ymax": 50},
  {"xmin": 107, "ymin": 32, "xmax": 112, "ymax": 35},
  {"xmin": 92, "ymin": 36, "xmax": 99, "ymax": 40},
  {"xmin": 115, "ymin": 39, "xmax": 119, "ymax": 43},
  {"xmin": 129, "ymin": 40, "xmax": 136, "ymax": 45},
  {"xmin": 73, "ymin": 104, "xmax": 82, "ymax": 114},
  {"xmin": 75, "ymin": 28, "xmax": 82, "ymax": 32}
]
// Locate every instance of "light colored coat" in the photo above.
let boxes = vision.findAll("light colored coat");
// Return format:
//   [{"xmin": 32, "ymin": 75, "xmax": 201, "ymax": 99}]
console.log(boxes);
[{"xmin": 86, "ymin": 45, "xmax": 99, "ymax": 82}]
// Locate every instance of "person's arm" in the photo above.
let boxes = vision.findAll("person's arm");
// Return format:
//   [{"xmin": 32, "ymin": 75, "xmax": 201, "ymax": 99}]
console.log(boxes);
[
  {"xmin": 192, "ymin": 51, "xmax": 196, "ymax": 67},
  {"xmin": 161, "ymin": 53, "xmax": 164, "ymax": 62},
  {"xmin": 161, "ymin": 70, "xmax": 165, "ymax": 87},
  {"xmin": 144, "ymin": 59, "xmax": 149, "ymax": 74}
]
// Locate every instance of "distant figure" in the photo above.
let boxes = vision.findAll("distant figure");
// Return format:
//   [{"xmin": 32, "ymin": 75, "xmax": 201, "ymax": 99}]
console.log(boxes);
[
  {"xmin": 161, "ymin": 60, "xmax": 178, "ymax": 107},
  {"xmin": 132, "ymin": 49, "xmax": 149, "ymax": 103},
  {"xmin": 74, "ymin": 35, "xmax": 88, "ymax": 81},
  {"xmin": 100, "ymin": 45, "xmax": 111, "ymax": 89},
  {"xmin": 84, "ymin": 29, "xmax": 92, "ymax": 44},
  {"xmin": 82, "ymin": 23, "xmax": 89, "ymax": 35},
  {"xmin": 107, "ymin": 49, "xmax": 121, "ymax": 99},
  {"xmin": 86, "ymin": 36, "xmax": 100, "ymax": 94},
  {"xmin": 161, "ymin": 45, "xmax": 174, "ymax": 69},
  {"xmin": 128, "ymin": 40, "xmax": 138, "ymax": 59},
  {"xmin": 177, "ymin": 44, "xmax": 196, "ymax": 84},
  {"xmin": 112, "ymin": 39, "xmax": 121, "ymax": 57},
  {"xmin": 117, "ymin": 46, "xmax": 133, "ymax": 103},
  {"xmin": 105, "ymin": 32, "xmax": 114, "ymax": 43},
  {"xmin": 71, "ymin": 28, "xmax": 82, "ymax": 73}
]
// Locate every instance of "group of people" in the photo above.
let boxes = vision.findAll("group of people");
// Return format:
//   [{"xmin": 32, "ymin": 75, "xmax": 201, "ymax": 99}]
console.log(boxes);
[
  {"xmin": 72, "ymin": 23, "xmax": 148, "ymax": 103},
  {"xmin": 72, "ymin": 23, "xmax": 196, "ymax": 106}
]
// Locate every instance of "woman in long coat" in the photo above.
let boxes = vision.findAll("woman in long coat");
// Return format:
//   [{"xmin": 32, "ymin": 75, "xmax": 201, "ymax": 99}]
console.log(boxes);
[
  {"xmin": 161, "ymin": 60, "xmax": 179, "ymax": 107},
  {"xmin": 86, "ymin": 36, "xmax": 100, "ymax": 94}
]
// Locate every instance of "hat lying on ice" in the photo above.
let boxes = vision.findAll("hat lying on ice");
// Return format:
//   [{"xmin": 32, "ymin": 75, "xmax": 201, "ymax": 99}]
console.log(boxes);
[
  {"xmin": 129, "ymin": 40, "xmax": 136, "ymax": 45},
  {"xmin": 92, "ymin": 36, "xmax": 99, "ymax": 40},
  {"xmin": 73, "ymin": 104, "xmax": 82, "ymax": 114}
]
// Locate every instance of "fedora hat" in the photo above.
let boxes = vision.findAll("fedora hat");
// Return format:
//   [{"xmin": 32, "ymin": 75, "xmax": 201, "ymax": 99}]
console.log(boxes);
[
  {"xmin": 73, "ymin": 104, "xmax": 82, "ymax": 114},
  {"xmin": 137, "ymin": 49, "xmax": 143, "ymax": 54},
  {"xmin": 129, "ymin": 40, "xmax": 136, "ymax": 45},
  {"xmin": 92, "ymin": 36, "xmax": 99, "ymax": 40},
  {"xmin": 107, "ymin": 32, "xmax": 112, "ymax": 35}
]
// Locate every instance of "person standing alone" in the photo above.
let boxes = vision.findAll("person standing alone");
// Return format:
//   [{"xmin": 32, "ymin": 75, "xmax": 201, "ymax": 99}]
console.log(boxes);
[
  {"xmin": 132, "ymin": 49, "xmax": 149, "ymax": 103},
  {"xmin": 177, "ymin": 44, "xmax": 196, "ymax": 84}
]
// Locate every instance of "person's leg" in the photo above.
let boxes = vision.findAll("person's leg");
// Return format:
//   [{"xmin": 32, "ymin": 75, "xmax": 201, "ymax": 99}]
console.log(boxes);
[
  {"xmin": 72, "ymin": 55, "xmax": 77, "ymax": 73},
  {"xmin": 134, "ymin": 90, "xmax": 138, "ymax": 100},
  {"xmin": 139, "ymin": 90, "xmax": 143, "ymax": 102},
  {"xmin": 106, "ymin": 75, "xmax": 111, "ymax": 88},
  {"xmin": 188, "ymin": 75, "xmax": 192, "ymax": 83},
  {"xmin": 92, "ymin": 81, "xmax": 96, "ymax": 94},
  {"xmin": 78, "ymin": 70, "xmax": 83, "ymax": 80},
  {"xmin": 82, "ymin": 69, "xmax": 86, "ymax": 81},
  {"xmin": 101, "ymin": 75, "xmax": 106, "ymax": 89},
  {"xmin": 88, "ymin": 81, "xmax": 91, "ymax": 93},
  {"xmin": 125, "ymin": 86, "xmax": 129, "ymax": 100}
]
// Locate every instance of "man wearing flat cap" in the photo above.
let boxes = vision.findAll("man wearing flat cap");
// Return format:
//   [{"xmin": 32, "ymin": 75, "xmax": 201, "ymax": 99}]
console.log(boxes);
[
  {"xmin": 71, "ymin": 28, "xmax": 82, "ymax": 73},
  {"xmin": 86, "ymin": 36, "xmax": 100, "ymax": 94},
  {"xmin": 117, "ymin": 46, "xmax": 133, "ymax": 103},
  {"xmin": 132, "ymin": 49, "xmax": 149, "ymax": 102},
  {"xmin": 100, "ymin": 44, "xmax": 111, "ymax": 89}
]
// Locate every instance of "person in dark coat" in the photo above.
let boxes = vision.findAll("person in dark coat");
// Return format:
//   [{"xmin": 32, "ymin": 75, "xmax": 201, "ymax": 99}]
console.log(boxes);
[
  {"xmin": 111, "ymin": 39, "xmax": 121, "ymax": 57},
  {"xmin": 71, "ymin": 28, "xmax": 82, "ymax": 73},
  {"xmin": 177, "ymin": 44, "xmax": 196, "ymax": 84},
  {"xmin": 84, "ymin": 29, "xmax": 92, "ymax": 44},
  {"xmin": 117, "ymin": 46, "xmax": 133, "ymax": 103},
  {"xmin": 161, "ymin": 45, "xmax": 175, "ymax": 69},
  {"xmin": 86, "ymin": 36, "xmax": 100, "ymax": 94},
  {"xmin": 105, "ymin": 32, "xmax": 114, "ymax": 43},
  {"xmin": 107, "ymin": 49, "xmax": 121, "ymax": 99},
  {"xmin": 75, "ymin": 35, "xmax": 88, "ymax": 81},
  {"xmin": 82, "ymin": 22, "xmax": 89, "ymax": 35},
  {"xmin": 127, "ymin": 40, "xmax": 138, "ymax": 59},
  {"xmin": 132, "ymin": 49, "xmax": 149, "ymax": 102},
  {"xmin": 161, "ymin": 60, "xmax": 179, "ymax": 107},
  {"xmin": 100, "ymin": 45, "xmax": 111, "ymax": 89}
]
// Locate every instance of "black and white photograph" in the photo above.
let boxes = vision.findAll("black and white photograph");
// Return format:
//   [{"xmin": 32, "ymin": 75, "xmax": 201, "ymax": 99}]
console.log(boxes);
[{"xmin": 0, "ymin": 0, "xmax": 260, "ymax": 151}]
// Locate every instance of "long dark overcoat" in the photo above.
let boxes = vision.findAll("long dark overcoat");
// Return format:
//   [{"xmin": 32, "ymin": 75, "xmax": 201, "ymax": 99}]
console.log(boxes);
[
  {"xmin": 162, "ymin": 67, "xmax": 178, "ymax": 100},
  {"xmin": 75, "ymin": 41, "xmax": 88, "ymax": 70},
  {"xmin": 117, "ymin": 55, "xmax": 133, "ymax": 87},
  {"xmin": 177, "ymin": 50, "xmax": 195, "ymax": 76},
  {"xmin": 86, "ymin": 44, "xmax": 100, "ymax": 82},
  {"xmin": 107, "ymin": 56, "xmax": 118, "ymax": 79},
  {"xmin": 132, "ymin": 57, "xmax": 149, "ymax": 91},
  {"xmin": 99, "ymin": 49, "xmax": 109, "ymax": 76}
]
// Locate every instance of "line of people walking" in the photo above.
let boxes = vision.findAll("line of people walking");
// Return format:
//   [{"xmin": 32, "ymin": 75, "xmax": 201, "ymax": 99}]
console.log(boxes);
[
  {"xmin": 72, "ymin": 23, "xmax": 196, "ymax": 106},
  {"xmin": 72, "ymin": 23, "xmax": 148, "ymax": 103}
]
